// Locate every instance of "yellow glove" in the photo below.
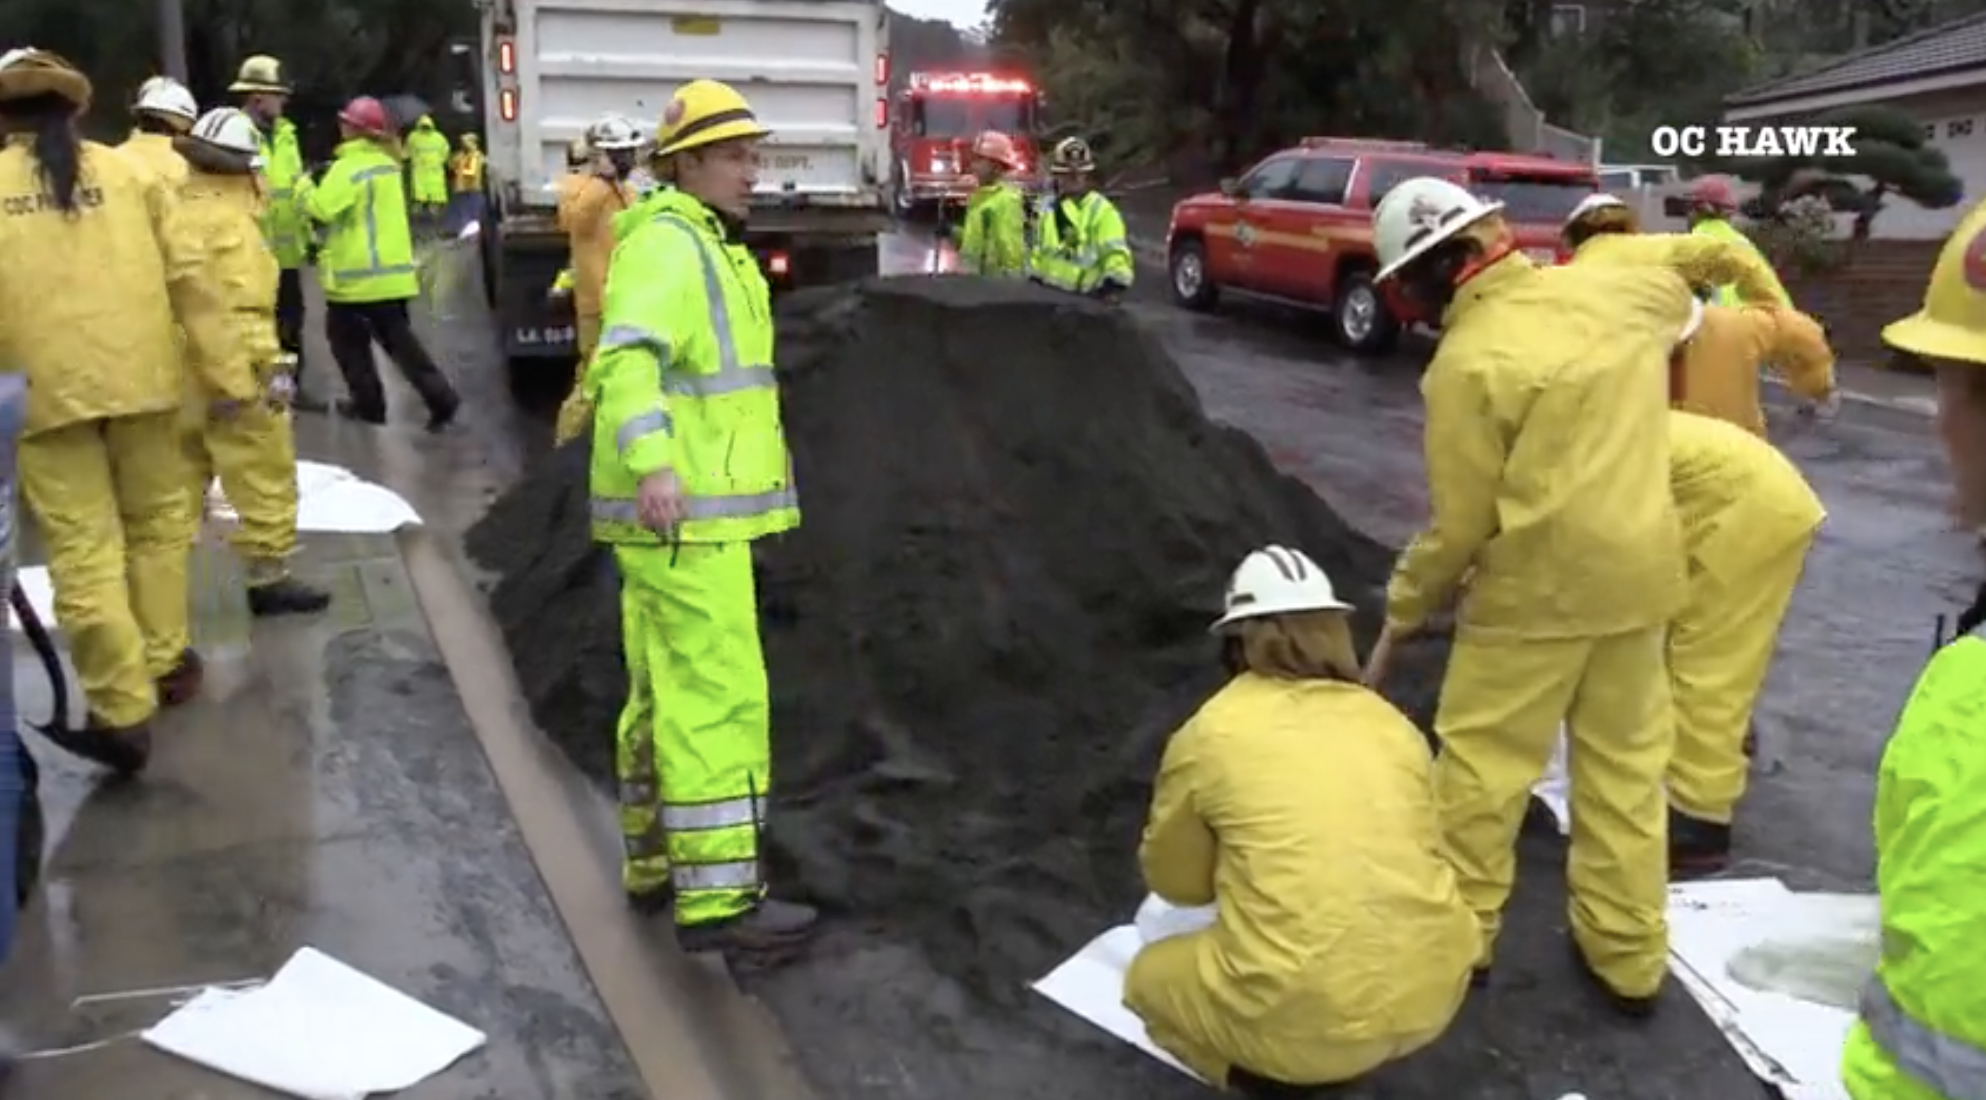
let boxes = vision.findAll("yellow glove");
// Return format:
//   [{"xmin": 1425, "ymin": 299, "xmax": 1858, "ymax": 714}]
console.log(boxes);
[{"xmin": 553, "ymin": 391, "xmax": 593, "ymax": 447}]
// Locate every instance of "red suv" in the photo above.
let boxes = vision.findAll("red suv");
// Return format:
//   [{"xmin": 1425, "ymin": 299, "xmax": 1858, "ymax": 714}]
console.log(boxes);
[{"xmin": 1164, "ymin": 138, "xmax": 1599, "ymax": 353}]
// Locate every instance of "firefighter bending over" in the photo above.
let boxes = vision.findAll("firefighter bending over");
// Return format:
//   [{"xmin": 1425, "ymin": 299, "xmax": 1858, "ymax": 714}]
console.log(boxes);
[
  {"xmin": 586, "ymin": 78, "xmax": 815, "ymax": 958},
  {"xmin": 1371, "ymin": 176, "xmax": 1690, "ymax": 1018},
  {"xmin": 1126, "ymin": 545, "xmax": 1477, "ymax": 1095},
  {"xmin": 552, "ymin": 113, "xmax": 642, "ymax": 445},
  {"xmin": 1031, "ymin": 136, "xmax": 1133, "ymax": 301}
]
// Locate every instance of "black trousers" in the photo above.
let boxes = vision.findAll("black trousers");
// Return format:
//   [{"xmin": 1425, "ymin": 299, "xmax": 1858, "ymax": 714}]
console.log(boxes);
[
  {"xmin": 275, "ymin": 267, "xmax": 306, "ymax": 374},
  {"xmin": 323, "ymin": 299, "xmax": 459, "ymax": 421}
]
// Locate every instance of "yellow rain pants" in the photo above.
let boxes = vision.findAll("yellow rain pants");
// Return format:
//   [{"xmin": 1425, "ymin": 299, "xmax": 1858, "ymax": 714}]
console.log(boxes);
[
  {"xmin": 1664, "ymin": 412, "xmax": 1823, "ymax": 824},
  {"xmin": 1435, "ymin": 630, "xmax": 1672, "ymax": 996},
  {"xmin": 181, "ymin": 404, "xmax": 301, "ymax": 581},
  {"xmin": 21, "ymin": 414, "xmax": 193, "ymax": 727},
  {"xmin": 613, "ymin": 542, "xmax": 770, "ymax": 923}
]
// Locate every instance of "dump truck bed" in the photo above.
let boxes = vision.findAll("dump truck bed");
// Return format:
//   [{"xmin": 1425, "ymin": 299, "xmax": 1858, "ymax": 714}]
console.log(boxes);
[{"xmin": 485, "ymin": 0, "xmax": 890, "ymax": 213}]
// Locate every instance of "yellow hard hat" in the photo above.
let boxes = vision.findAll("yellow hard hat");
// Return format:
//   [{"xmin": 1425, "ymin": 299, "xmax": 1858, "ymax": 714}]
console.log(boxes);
[
  {"xmin": 651, "ymin": 79, "xmax": 771, "ymax": 159},
  {"xmin": 1884, "ymin": 197, "xmax": 1986, "ymax": 366},
  {"xmin": 463, "ymin": 133, "xmax": 479, "ymax": 147},
  {"xmin": 0, "ymin": 48, "xmax": 91, "ymax": 109},
  {"xmin": 228, "ymin": 55, "xmax": 291, "ymax": 95}
]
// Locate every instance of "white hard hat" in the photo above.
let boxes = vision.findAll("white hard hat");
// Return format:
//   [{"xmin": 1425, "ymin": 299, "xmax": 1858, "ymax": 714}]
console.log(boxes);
[
  {"xmin": 1372, "ymin": 177, "xmax": 1504, "ymax": 282},
  {"xmin": 1564, "ymin": 192, "xmax": 1627, "ymax": 229},
  {"xmin": 588, "ymin": 113, "xmax": 643, "ymax": 151},
  {"xmin": 133, "ymin": 75, "xmax": 198, "ymax": 123},
  {"xmin": 189, "ymin": 107, "xmax": 265, "ymax": 167},
  {"xmin": 1210, "ymin": 545, "xmax": 1352, "ymax": 634},
  {"xmin": 1678, "ymin": 297, "xmax": 1705, "ymax": 344}
]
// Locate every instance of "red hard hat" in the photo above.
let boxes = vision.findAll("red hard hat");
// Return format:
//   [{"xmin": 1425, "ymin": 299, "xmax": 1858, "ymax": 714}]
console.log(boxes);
[
  {"xmin": 971, "ymin": 130, "xmax": 1020, "ymax": 170},
  {"xmin": 1687, "ymin": 175, "xmax": 1738, "ymax": 212},
  {"xmin": 338, "ymin": 96, "xmax": 391, "ymax": 136}
]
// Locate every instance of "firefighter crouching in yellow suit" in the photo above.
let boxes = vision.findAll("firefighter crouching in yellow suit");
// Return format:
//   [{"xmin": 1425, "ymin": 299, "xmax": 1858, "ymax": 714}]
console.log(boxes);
[
  {"xmin": 173, "ymin": 107, "xmax": 330, "ymax": 617},
  {"xmin": 1881, "ymin": 196, "xmax": 1986, "ymax": 538},
  {"xmin": 586, "ymin": 78, "xmax": 817, "ymax": 956},
  {"xmin": 1370, "ymin": 177, "xmax": 1690, "ymax": 1015},
  {"xmin": 0, "ymin": 49, "xmax": 253, "ymax": 773},
  {"xmin": 1662, "ymin": 407, "xmax": 1822, "ymax": 874},
  {"xmin": 1126, "ymin": 545, "xmax": 1477, "ymax": 1091},
  {"xmin": 1838, "ymin": 582, "xmax": 1986, "ymax": 1100},
  {"xmin": 552, "ymin": 114, "xmax": 642, "ymax": 445}
]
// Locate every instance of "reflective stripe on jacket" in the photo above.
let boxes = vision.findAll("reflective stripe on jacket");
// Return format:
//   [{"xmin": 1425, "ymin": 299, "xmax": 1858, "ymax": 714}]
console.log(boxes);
[
  {"xmin": 259, "ymin": 118, "xmax": 308, "ymax": 269},
  {"xmin": 586, "ymin": 189, "xmax": 798, "ymax": 546},
  {"xmin": 1691, "ymin": 218, "xmax": 1790, "ymax": 308},
  {"xmin": 1843, "ymin": 626, "xmax": 1986, "ymax": 1100},
  {"xmin": 298, "ymin": 139, "xmax": 419, "ymax": 303},
  {"xmin": 1030, "ymin": 190, "xmax": 1134, "ymax": 292}
]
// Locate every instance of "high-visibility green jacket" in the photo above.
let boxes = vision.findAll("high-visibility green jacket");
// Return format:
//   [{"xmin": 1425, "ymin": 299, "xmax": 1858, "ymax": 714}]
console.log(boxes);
[
  {"xmin": 958, "ymin": 180, "xmax": 1027, "ymax": 277},
  {"xmin": 296, "ymin": 138, "xmax": 419, "ymax": 304},
  {"xmin": 1841, "ymin": 623, "xmax": 1986, "ymax": 1100},
  {"xmin": 259, "ymin": 117, "xmax": 308, "ymax": 268},
  {"xmin": 1691, "ymin": 218, "xmax": 1790, "ymax": 308},
  {"xmin": 406, "ymin": 119, "xmax": 451, "ymax": 205},
  {"xmin": 587, "ymin": 189, "xmax": 798, "ymax": 546},
  {"xmin": 1029, "ymin": 189, "xmax": 1133, "ymax": 293}
]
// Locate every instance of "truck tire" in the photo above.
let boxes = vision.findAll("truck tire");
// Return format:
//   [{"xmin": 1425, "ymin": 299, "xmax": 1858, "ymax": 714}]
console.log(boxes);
[
  {"xmin": 1170, "ymin": 238, "xmax": 1218, "ymax": 311},
  {"xmin": 1332, "ymin": 270, "xmax": 1399, "ymax": 354}
]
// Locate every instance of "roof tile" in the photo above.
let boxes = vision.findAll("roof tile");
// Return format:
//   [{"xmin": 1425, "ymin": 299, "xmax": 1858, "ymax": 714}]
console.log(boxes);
[{"xmin": 1727, "ymin": 11, "xmax": 1986, "ymax": 106}]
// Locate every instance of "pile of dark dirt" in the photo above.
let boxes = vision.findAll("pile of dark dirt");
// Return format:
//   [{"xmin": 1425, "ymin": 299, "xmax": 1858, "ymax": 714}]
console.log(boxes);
[{"xmin": 465, "ymin": 276, "xmax": 1452, "ymax": 999}]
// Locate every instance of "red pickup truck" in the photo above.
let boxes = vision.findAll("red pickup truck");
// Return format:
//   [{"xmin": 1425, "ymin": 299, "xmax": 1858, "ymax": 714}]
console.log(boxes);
[{"xmin": 1164, "ymin": 137, "xmax": 1599, "ymax": 353}]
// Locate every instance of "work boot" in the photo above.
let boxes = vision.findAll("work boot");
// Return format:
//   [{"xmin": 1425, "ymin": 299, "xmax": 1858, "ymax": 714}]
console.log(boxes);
[
  {"xmin": 156, "ymin": 649, "xmax": 204, "ymax": 707},
  {"xmin": 675, "ymin": 898, "xmax": 818, "ymax": 958},
  {"xmin": 1669, "ymin": 809, "xmax": 1733, "ymax": 878},
  {"xmin": 334, "ymin": 399, "xmax": 386, "ymax": 426},
  {"xmin": 1742, "ymin": 723, "xmax": 1759, "ymax": 758},
  {"xmin": 247, "ymin": 576, "xmax": 331, "ymax": 617},
  {"xmin": 1469, "ymin": 965, "xmax": 1492, "ymax": 989},
  {"xmin": 41, "ymin": 715, "xmax": 152, "ymax": 777},
  {"xmin": 424, "ymin": 395, "xmax": 461, "ymax": 433},
  {"xmin": 1567, "ymin": 938, "xmax": 1659, "ymax": 1020}
]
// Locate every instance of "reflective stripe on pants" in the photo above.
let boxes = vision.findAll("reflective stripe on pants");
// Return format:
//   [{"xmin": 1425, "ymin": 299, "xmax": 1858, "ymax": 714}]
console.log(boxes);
[
  {"xmin": 613, "ymin": 541, "xmax": 770, "ymax": 924},
  {"xmin": 1861, "ymin": 976, "xmax": 1986, "ymax": 1100}
]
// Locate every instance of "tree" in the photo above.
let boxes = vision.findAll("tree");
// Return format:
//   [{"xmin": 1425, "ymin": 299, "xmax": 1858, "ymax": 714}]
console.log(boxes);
[{"xmin": 1721, "ymin": 105, "xmax": 1962, "ymax": 238}]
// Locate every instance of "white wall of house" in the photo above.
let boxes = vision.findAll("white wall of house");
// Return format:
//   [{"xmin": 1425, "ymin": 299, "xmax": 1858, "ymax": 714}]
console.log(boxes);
[{"xmin": 1725, "ymin": 84, "xmax": 1986, "ymax": 239}]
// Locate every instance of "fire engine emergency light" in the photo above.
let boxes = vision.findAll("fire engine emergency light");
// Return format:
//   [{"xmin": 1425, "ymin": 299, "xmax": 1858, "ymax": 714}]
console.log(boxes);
[{"xmin": 908, "ymin": 72, "xmax": 1032, "ymax": 95}]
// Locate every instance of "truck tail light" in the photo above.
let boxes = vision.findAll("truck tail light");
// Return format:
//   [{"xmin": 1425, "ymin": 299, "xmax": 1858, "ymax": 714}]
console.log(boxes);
[
  {"xmin": 874, "ymin": 97, "xmax": 886, "ymax": 128},
  {"xmin": 768, "ymin": 251, "xmax": 790, "ymax": 276},
  {"xmin": 498, "ymin": 37, "xmax": 516, "ymax": 74},
  {"xmin": 875, "ymin": 51, "xmax": 889, "ymax": 85},
  {"xmin": 499, "ymin": 88, "xmax": 518, "ymax": 122}
]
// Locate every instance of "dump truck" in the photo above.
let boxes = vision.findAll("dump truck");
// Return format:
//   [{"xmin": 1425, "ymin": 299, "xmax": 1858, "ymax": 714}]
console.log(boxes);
[{"xmin": 475, "ymin": 0, "xmax": 894, "ymax": 367}]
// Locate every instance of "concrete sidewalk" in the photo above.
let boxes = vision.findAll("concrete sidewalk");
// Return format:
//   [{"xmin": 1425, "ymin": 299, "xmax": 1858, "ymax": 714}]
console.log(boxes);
[{"xmin": 0, "ymin": 530, "xmax": 647, "ymax": 1096}]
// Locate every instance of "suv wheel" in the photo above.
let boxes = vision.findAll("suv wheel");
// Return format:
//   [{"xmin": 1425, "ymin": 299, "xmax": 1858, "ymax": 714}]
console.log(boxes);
[
  {"xmin": 1332, "ymin": 270, "xmax": 1398, "ymax": 353},
  {"xmin": 1170, "ymin": 239, "xmax": 1218, "ymax": 310}
]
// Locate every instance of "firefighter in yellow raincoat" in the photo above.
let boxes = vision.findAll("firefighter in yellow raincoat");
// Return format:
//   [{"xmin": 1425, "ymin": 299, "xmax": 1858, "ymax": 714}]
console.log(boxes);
[
  {"xmin": 1561, "ymin": 192, "xmax": 1784, "ymax": 305},
  {"xmin": 552, "ymin": 114, "xmax": 642, "ymax": 444},
  {"xmin": 120, "ymin": 76, "xmax": 198, "ymax": 184},
  {"xmin": 1881, "ymin": 196, "xmax": 1986, "ymax": 537},
  {"xmin": 1687, "ymin": 175, "xmax": 1792, "ymax": 307},
  {"xmin": 1663, "ymin": 407, "xmax": 1823, "ymax": 873},
  {"xmin": 0, "ymin": 49, "xmax": 252, "ymax": 773},
  {"xmin": 173, "ymin": 108, "xmax": 330, "ymax": 617},
  {"xmin": 1126, "ymin": 545, "xmax": 1477, "ymax": 1091},
  {"xmin": 1371, "ymin": 177, "xmax": 1691, "ymax": 1016},
  {"xmin": 1673, "ymin": 301, "xmax": 1838, "ymax": 436}
]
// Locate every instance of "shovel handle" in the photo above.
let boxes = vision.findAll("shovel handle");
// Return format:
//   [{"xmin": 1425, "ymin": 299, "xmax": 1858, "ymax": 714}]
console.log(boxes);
[{"xmin": 1363, "ymin": 626, "xmax": 1396, "ymax": 689}]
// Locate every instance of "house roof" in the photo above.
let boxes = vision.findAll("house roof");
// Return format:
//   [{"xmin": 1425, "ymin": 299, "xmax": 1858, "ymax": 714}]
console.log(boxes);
[{"xmin": 1726, "ymin": 10, "xmax": 1986, "ymax": 106}]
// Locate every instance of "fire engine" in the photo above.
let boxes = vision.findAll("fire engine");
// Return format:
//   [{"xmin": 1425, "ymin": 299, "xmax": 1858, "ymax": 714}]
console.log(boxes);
[{"xmin": 889, "ymin": 71, "xmax": 1042, "ymax": 219}]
